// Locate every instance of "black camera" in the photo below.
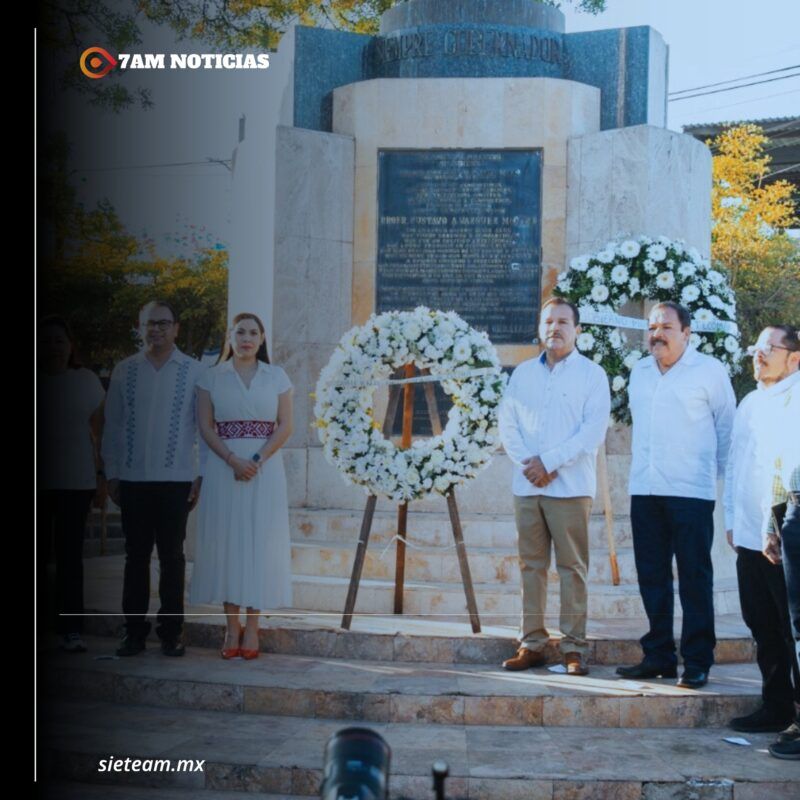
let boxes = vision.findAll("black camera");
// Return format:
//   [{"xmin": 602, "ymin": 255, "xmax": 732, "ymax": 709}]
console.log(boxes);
[{"xmin": 320, "ymin": 727, "xmax": 450, "ymax": 800}]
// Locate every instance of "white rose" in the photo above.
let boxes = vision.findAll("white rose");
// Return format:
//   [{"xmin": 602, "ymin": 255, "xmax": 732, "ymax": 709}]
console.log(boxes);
[
  {"xmin": 593, "ymin": 353, "xmax": 603, "ymax": 363},
  {"xmin": 724, "ymin": 335, "xmax": 739, "ymax": 353},
  {"xmin": 612, "ymin": 376, "xmax": 626, "ymax": 392}
]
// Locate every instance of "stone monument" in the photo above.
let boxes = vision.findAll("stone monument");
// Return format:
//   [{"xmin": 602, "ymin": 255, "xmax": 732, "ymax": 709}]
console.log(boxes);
[{"xmin": 227, "ymin": 0, "xmax": 733, "ymax": 623}]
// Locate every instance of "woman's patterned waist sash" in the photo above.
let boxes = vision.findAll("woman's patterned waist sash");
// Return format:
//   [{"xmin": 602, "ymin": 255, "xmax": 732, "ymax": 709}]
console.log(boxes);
[{"xmin": 216, "ymin": 420, "xmax": 275, "ymax": 440}]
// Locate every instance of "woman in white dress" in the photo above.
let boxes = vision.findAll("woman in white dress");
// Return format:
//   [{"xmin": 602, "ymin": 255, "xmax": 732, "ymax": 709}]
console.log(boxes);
[{"xmin": 190, "ymin": 312, "xmax": 293, "ymax": 659}]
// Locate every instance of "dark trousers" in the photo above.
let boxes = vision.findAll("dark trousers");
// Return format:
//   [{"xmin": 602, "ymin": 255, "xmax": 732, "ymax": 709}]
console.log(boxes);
[
  {"xmin": 120, "ymin": 481, "xmax": 191, "ymax": 641},
  {"xmin": 631, "ymin": 495, "xmax": 716, "ymax": 670},
  {"xmin": 736, "ymin": 546, "xmax": 799, "ymax": 715},
  {"xmin": 781, "ymin": 501, "xmax": 800, "ymax": 643},
  {"xmin": 781, "ymin": 500, "xmax": 800, "ymax": 722},
  {"xmin": 38, "ymin": 489, "xmax": 94, "ymax": 634}
]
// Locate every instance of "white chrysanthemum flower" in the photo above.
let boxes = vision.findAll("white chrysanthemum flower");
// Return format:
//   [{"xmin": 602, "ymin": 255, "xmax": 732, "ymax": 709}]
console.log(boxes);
[
  {"xmin": 678, "ymin": 262, "xmax": 696, "ymax": 279},
  {"xmin": 643, "ymin": 259, "xmax": 657, "ymax": 275},
  {"xmin": 611, "ymin": 264, "xmax": 629, "ymax": 284},
  {"xmin": 609, "ymin": 329, "xmax": 623, "ymax": 349},
  {"xmin": 591, "ymin": 284, "xmax": 610, "ymax": 302},
  {"xmin": 681, "ymin": 285, "xmax": 700, "ymax": 304},
  {"xmin": 612, "ymin": 376, "xmax": 626, "ymax": 392},
  {"xmin": 588, "ymin": 265, "xmax": 604, "ymax": 281},
  {"xmin": 402, "ymin": 321, "xmax": 421, "ymax": 341},
  {"xmin": 708, "ymin": 294, "xmax": 724, "ymax": 309},
  {"xmin": 623, "ymin": 350, "xmax": 642, "ymax": 369},
  {"xmin": 452, "ymin": 339, "xmax": 472, "ymax": 363},
  {"xmin": 570, "ymin": 255, "xmax": 590, "ymax": 272},
  {"xmin": 619, "ymin": 240, "xmax": 641, "ymax": 258},
  {"xmin": 597, "ymin": 249, "xmax": 615, "ymax": 264},
  {"xmin": 724, "ymin": 335, "xmax": 739, "ymax": 353},
  {"xmin": 703, "ymin": 343, "xmax": 714, "ymax": 354},
  {"xmin": 648, "ymin": 244, "xmax": 667, "ymax": 261},
  {"xmin": 593, "ymin": 353, "xmax": 603, "ymax": 363},
  {"xmin": 656, "ymin": 271, "xmax": 675, "ymax": 289},
  {"xmin": 628, "ymin": 277, "xmax": 641, "ymax": 295},
  {"xmin": 576, "ymin": 332, "xmax": 595, "ymax": 351},
  {"xmin": 707, "ymin": 269, "xmax": 724, "ymax": 286},
  {"xmin": 694, "ymin": 308, "xmax": 715, "ymax": 324},
  {"xmin": 690, "ymin": 333, "xmax": 702, "ymax": 348}
]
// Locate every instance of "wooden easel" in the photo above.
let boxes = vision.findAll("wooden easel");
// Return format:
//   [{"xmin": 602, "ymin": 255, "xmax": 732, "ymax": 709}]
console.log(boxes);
[
  {"xmin": 341, "ymin": 364, "xmax": 482, "ymax": 633},
  {"xmin": 597, "ymin": 440, "xmax": 620, "ymax": 586}
]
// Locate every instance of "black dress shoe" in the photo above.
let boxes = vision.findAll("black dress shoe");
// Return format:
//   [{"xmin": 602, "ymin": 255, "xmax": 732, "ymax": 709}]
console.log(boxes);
[
  {"xmin": 160, "ymin": 639, "xmax": 186, "ymax": 657},
  {"xmin": 116, "ymin": 636, "xmax": 146, "ymax": 657},
  {"xmin": 616, "ymin": 661, "xmax": 677, "ymax": 679},
  {"xmin": 677, "ymin": 668, "xmax": 708, "ymax": 688},
  {"xmin": 730, "ymin": 706, "xmax": 793, "ymax": 733}
]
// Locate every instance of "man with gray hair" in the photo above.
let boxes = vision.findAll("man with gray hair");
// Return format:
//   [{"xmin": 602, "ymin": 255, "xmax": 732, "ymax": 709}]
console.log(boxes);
[
  {"xmin": 103, "ymin": 300, "xmax": 206, "ymax": 657},
  {"xmin": 617, "ymin": 301, "xmax": 735, "ymax": 688}
]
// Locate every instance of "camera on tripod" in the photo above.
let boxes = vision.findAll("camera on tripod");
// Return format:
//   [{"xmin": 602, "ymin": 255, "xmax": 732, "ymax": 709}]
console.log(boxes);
[{"xmin": 320, "ymin": 727, "xmax": 450, "ymax": 800}]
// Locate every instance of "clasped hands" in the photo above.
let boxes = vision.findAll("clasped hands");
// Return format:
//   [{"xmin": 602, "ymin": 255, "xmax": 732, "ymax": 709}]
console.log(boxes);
[
  {"xmin": 231, "ymin": 455, "xmax": 260, "ymax": 482},
  {"xmin": 522, "ymin": 455, "xmax": 558, "ymax": 488}
]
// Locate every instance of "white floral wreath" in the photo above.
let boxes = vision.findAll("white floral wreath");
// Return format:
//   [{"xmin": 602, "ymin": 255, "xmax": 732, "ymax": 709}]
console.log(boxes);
[
  {"xmin": 555, "ymin": 235, "xmax": 742, "ymax": 423},
  {"xmin": 313, "ymin": 307, "xmax": 508, "ymax": 502}
]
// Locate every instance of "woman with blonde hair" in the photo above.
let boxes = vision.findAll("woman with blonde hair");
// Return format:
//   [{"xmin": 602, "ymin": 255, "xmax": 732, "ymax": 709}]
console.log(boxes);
[{"xmin": 189, "ymin": 313, "xmax": 293, "ymax": 659}]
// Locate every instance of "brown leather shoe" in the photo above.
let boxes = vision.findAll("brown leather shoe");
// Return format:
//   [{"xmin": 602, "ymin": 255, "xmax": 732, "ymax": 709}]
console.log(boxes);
[
  {"xmin": 502, "ymin": 647, "xmax": 546, "ymax": 671},
  {"xmin": 565, "ymin": 652, "xmax": 589, "ymax": 676}
]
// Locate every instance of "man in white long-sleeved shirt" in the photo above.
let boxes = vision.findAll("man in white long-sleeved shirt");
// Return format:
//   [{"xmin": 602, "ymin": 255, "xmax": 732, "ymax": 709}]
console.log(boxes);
[
  {"xmin": 102, "ymin": 300, "xmax": 206, "ymax": 657},
  {"xmin": 617, "ymin": 301, "xmax": 735, "ymax": 689},
  {"xmin": 499, "ymin": 297, "xmax": 611, "ymax": 676},
  {"xmin": 723, "ymin": 326, "xmax": 800, "ymax": 733}
]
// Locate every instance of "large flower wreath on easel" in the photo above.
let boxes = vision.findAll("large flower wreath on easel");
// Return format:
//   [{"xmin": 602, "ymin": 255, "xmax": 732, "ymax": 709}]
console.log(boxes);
[{"xmin": 554, "ymin": 235, "xmax": 743, "ymax": 423}]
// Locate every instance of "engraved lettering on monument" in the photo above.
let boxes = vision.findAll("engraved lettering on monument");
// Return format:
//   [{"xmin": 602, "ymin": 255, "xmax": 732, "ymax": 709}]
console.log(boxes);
[{"xmin": 376, "ymin": 149, "xmax": 542, "ymax": 345}]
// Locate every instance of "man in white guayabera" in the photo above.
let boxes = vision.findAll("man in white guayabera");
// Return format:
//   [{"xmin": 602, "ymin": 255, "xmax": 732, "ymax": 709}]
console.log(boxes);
[
  {"xmin": 617, "ymin": 301, "xmax": 735, "ymax": 689},
  {"xmin": 724, "ymin": 325, "xmax": 800, "ymax": 735},
  {"xmin": 499, "ymin": 298, "xmax": 611, "ymax": 676}
]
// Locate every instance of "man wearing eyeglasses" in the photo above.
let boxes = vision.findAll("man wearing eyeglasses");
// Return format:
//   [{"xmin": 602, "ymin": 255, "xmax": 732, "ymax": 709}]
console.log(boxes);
[
  {"xmin": 102, "ymin": 300, "xmax": 207, "ymax": 657},
  {"xmin": 723, "ymin": 326, "xmax": 800, "ymax": 735},
  {"xmin": 747, "ymin": 325, "xmax": 800, "ymax": 759}
]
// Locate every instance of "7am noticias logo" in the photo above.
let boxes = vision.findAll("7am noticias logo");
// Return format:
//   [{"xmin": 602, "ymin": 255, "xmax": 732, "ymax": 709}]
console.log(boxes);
[{"xmin": 79, "ymin": 46, "xmax": 269, "ymax": 78}]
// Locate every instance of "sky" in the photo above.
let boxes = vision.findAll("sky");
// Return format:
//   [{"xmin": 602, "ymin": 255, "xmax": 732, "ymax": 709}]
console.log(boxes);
[{"xmin": 43, "ymin": 0, "xmax": 800, "ymax": 258}]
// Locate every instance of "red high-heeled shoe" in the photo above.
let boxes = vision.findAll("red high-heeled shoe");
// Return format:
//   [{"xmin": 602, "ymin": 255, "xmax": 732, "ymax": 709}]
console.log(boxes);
[
  {"xmin": 220, "ymin": 628, "xmax": 242, "ymax": 659},
  {"xmin": 240, "ymin": 629, "xmax": 260, "ymax": 660}
]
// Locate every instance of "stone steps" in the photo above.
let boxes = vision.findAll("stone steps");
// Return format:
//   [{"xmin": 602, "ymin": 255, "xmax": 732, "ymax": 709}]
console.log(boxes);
[
  {"xmin": 45, "ymin": 639, "xmax": 762, "ymax": 729},
  {"xmin": 42, "ymin": 698, "xmax": 800, "ymax": 799},
  {"xmin": 80, "ymin": 612, "xmax": 756, "ymax": 667},
  {"xmin": 291, "ymin": 538, "xmax": 639, "ymax": 585},
  {"xmin": 290, "ymin": 508, "xmax": 635, "ymax": 549},
  {"xmin": 289, "ymin": 573, "xmax": 742, "ymax": 620}
]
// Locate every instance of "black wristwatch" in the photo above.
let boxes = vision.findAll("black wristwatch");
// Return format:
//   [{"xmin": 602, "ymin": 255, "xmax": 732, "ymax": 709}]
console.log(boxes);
[{"xmin": 252, "ymin": 453, "xmax": 261, "ymax": 464}]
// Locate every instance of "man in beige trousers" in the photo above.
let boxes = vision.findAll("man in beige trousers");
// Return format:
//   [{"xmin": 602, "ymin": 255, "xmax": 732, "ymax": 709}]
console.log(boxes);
[{"xmin": 498, "ymin": 298, "xmax": 611, "ymax": 675}]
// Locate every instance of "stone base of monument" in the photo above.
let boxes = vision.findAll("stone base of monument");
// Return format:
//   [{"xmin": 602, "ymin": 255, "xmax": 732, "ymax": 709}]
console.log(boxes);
[{"xmin": 289, "ymin": 508, "xmax": 741, "ymax": 623}]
